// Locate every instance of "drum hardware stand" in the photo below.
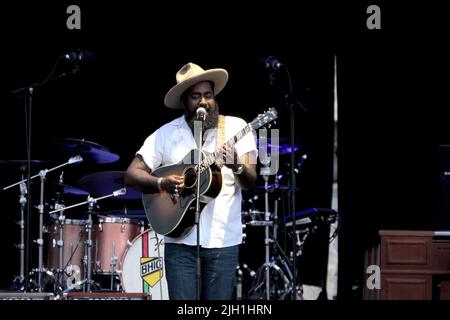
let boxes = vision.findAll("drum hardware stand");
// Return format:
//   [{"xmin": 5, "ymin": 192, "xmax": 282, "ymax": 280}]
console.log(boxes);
[
  {"xmin": 34, "ymin": 168, "xmax": 48, "ymax": 292},
  {"xmin": 53, "ymin": 191, "xmax": 66, "ymax": 288},
  {"xmin": 84, "ymin": 196, "xmax": 96, "ymax": 292},
  {"xmin": 259, "ymin": 128, "xmax": 275, "ymax": 300},
  {"xmin": 49, "ymin": 188, "xmax": 127, "ymax": 293},
  {"xmin": 12, "ymin": 182, "xmax": 28, "ymax": 291},
  {"xmin": 109, "ymin": 243, "xmax": 118, "ymax": 291}
]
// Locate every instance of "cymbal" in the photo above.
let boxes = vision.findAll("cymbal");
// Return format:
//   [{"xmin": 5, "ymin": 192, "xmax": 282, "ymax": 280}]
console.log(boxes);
[
  {"xmin": 33, "ymin": 182, "xmax": 89, "ymax": 196},
  {"xmin": 0, "ymin": 160, "xmax": 50, "ymax": 170},
  {"xmin": 256, "ymin": 137, "xmax": 300, "ymax": 155},
  {"xmin": 0, "ymin": 160, "xmax": 49, "ymax": 164},
  {"xmin": 78, "ymin": 171, "xmax": 141, "ymax": 200},
  {"xmin": 51, "ymin": 138, "xmax": 120, "ymax": 164}
]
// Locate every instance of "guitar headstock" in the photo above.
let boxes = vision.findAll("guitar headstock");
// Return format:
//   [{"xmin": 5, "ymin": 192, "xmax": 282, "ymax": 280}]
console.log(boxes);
[{"xmin": 249, "ymin": 108, "xmax": 278, "ymax": 130}]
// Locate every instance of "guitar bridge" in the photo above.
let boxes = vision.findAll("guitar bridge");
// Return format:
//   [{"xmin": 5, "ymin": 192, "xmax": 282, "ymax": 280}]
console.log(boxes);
[{"xmin": 169, "ymin": 193, "xmax": 177, "ymax": 204}]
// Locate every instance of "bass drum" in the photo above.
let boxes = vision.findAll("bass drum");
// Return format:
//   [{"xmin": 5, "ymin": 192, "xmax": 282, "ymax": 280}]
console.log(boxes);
[{"xmin": 120, "ymin": 229, "xmax": 169, "ymax": 300}]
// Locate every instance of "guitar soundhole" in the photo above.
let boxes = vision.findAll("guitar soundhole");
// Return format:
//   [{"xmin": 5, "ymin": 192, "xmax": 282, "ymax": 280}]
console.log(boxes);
[{"xmin": 184, "ymin": 167, "xmax": 197, "ymax": 189}]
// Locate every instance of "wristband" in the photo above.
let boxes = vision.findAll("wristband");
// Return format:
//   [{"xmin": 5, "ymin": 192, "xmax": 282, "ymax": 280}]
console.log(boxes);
[{"xmin": 157, "ymin": 177, "xmax": 163, "ymax": 191}]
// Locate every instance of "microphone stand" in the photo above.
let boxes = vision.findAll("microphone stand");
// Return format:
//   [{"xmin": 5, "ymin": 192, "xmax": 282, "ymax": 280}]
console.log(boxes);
[
  {"xmin": 287, "ymin": 97, "xmax": 298, "ymax": 299},
  {"xmin": 271, "ymin": 61, "xmax": 306, "ymax": 300},
  {"xmin": 11, "ymin": 60, "xmax": 80, "ymax": 291},
  {"xmin": 193, "ymin": 114, "xmax": 205, "ymax": 300}
]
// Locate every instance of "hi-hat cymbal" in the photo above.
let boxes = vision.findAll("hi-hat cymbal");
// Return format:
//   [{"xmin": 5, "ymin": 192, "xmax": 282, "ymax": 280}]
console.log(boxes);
[
  {"xmin": 78, "ymin": 171, "xmax": 141, "ymax": 200},
  {"xmin": 51, "ymin": 138, "xmax": 120, "ymax": 164}
]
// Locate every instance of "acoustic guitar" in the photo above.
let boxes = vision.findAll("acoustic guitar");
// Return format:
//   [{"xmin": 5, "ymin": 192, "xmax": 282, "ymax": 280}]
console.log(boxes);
[{"xmin": 142, "ymin": 108, "xmax": 278, "ymax": 239}]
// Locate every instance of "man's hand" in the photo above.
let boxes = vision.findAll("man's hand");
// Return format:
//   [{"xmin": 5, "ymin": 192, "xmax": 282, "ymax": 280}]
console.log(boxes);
[
  {"xmin": 220, "ymin": 146, "xmax": 242, "ymax": 172},
  {"xmin": 160, "ymin": 175, "xmax": 184, "ymax": 193}
]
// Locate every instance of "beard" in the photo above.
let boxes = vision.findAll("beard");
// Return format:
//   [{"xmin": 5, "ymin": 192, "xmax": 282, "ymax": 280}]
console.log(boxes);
[{"xmin": 185, "ymin": 104, "xmax": 220, "ymax": 132}]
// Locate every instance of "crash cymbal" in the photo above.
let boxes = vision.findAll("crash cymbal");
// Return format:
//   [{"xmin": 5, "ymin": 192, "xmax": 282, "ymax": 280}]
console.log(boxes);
[
  {"xmin": 256, "ymin": 137, "xmax": 300, "ymax": 155},
  {"xmin": 51, "ymin": 138, "xmax": 120, "ymax": 164},
  {"xmin": 78, "ymin": 171, "xmax": 141, "ymax": 200}
]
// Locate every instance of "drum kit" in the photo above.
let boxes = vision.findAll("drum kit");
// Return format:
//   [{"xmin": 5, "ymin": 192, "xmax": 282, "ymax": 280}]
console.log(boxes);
[
  {"xmin": 2, "ymin": 137, "xmax": 337, "ymax": 300},
  {"xmin": 2, "ymin": 139, "xmax": 168, "ymax": 299},
  {"xmin": 236, "ymin": 139, "xmax": 338, "ymax": 300}
]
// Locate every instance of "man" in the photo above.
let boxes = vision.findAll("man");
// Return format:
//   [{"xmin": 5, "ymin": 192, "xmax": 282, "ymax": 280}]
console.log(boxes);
[{"xmin": 125, "ymin": 62, "xmax": 257, "ymax": 299}]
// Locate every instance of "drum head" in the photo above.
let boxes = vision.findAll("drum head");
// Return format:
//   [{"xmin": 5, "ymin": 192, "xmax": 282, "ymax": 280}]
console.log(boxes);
[{"xmin": 120, "ymin": 229, "xmax": 168, "ymax": 299}]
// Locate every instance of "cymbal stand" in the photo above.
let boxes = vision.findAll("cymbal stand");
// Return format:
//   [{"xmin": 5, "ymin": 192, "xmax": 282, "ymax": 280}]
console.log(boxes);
[
  {"xmin": 54, "ymin": 192, "xmax": 66, "ymax": 287},
  {"xmin": 13, "ymin": 182, "xmax": 28, "ymax": 290},
  {"xmin": 49, "ymin": 188, "xmax": 127, "ymax": 293},
  {"xmin": 84, "ymin": 196, "xmax": 96, "ymax": 292},
  {"xmin": 33, "ymin": 169, "xmax": 47, "ymax": 292},
  {"xmin": 260, "ymin": 164, "xmax": 271, "ymax": 300},
  {"xmin": 259, "ymin": 128, "xmax": 274, "ymax": 300}
]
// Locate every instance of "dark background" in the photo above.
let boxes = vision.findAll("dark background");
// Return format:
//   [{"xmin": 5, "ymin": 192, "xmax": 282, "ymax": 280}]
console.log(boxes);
[{"xmin": 0, "ymin": 1, "xmax": 448, "ymax": 299}]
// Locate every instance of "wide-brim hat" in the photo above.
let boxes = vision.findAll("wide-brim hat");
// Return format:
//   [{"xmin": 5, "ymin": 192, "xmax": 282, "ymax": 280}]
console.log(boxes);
[{"xmin": 164, "ymin": 62, "xmax": 228, "ymax": 109}]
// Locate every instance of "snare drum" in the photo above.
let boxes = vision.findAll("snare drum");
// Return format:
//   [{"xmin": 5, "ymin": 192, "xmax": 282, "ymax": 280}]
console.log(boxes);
[
  {"xmin": 120, "ymin": 229, "xmax": 168, "ymax": 300},
  {"xmin": 45, "ymin": 219, "xmax": 87, "ymax": 279},
  {"xmin": 93, "ymin": 216, "xmax": 141, "ymax": 274}
]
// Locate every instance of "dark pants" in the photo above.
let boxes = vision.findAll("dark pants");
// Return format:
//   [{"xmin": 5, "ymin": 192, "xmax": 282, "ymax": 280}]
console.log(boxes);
[{"xmin": 164, "ymin": 243, "xmax": 239, "ymax": 300}]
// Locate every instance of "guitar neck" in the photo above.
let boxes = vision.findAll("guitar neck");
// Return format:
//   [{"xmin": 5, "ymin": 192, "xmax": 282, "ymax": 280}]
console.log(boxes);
[{"xmin": 199, "ymin": 124, "xmax": 252, "ymax": 173}]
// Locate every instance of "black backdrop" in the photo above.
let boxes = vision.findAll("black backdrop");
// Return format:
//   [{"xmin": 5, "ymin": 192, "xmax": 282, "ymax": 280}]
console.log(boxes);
[{"xmin": 0, "ymin": 1, "xmax": 448, "ymax": 299}]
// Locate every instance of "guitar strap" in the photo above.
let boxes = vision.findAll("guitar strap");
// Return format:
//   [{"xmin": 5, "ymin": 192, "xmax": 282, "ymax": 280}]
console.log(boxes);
[{"xmin": 217, "ymin": 114, "xmax": 226, "ymax": 148}]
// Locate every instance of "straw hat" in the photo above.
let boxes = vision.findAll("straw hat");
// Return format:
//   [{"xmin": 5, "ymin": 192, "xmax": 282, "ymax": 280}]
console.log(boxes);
[{"xmin": 164, "ymin": 62, "xmax": 228, "ymax": 109}]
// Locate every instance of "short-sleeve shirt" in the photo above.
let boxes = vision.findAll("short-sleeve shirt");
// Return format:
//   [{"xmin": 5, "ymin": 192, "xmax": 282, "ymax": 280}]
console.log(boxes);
[{"xmin": 137, "ymin": 115, "xmax": 257, "ymax": 248}]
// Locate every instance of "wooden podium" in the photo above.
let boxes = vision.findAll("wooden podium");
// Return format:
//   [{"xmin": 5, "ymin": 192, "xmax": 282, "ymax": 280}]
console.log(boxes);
[{"xmin": 379, "ymin": 230, "xmax": 450, "ymax": 300}]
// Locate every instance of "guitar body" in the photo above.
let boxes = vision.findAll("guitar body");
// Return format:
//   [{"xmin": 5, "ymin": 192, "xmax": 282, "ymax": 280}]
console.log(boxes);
[{"xmin": 142, "ymin": 149, "xmax": 222, "ymax": 239}]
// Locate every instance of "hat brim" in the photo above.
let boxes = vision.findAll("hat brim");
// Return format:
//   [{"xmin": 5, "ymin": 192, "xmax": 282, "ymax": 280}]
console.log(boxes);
[{"xmin": 164, "ymin": 69, "xmax": 228, "ymax": 109}]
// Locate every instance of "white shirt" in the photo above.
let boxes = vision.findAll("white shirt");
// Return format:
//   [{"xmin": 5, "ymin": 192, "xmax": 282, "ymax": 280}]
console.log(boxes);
[{"xmin": 137, "ymin": 115, "xmax": 257, "ymax": 248}]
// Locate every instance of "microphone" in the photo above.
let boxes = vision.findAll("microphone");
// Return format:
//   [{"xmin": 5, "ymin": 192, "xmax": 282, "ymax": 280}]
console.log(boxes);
[
  {"xmin": 64, "ymin": 49, "xmax": 95, "ymax": 63},
  {"xmin": 264, "ymin": 56, "xmax": 283, "ymax": 70},
  {"xmin": 196, "ymin": 103, "xmax": 208, "ymax": 121}
]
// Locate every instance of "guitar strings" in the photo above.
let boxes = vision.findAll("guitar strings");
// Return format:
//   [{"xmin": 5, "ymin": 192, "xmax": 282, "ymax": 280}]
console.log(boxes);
[{"xmin": 182, "ymin": 125, "xmax": 251, "ymax": 183}]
